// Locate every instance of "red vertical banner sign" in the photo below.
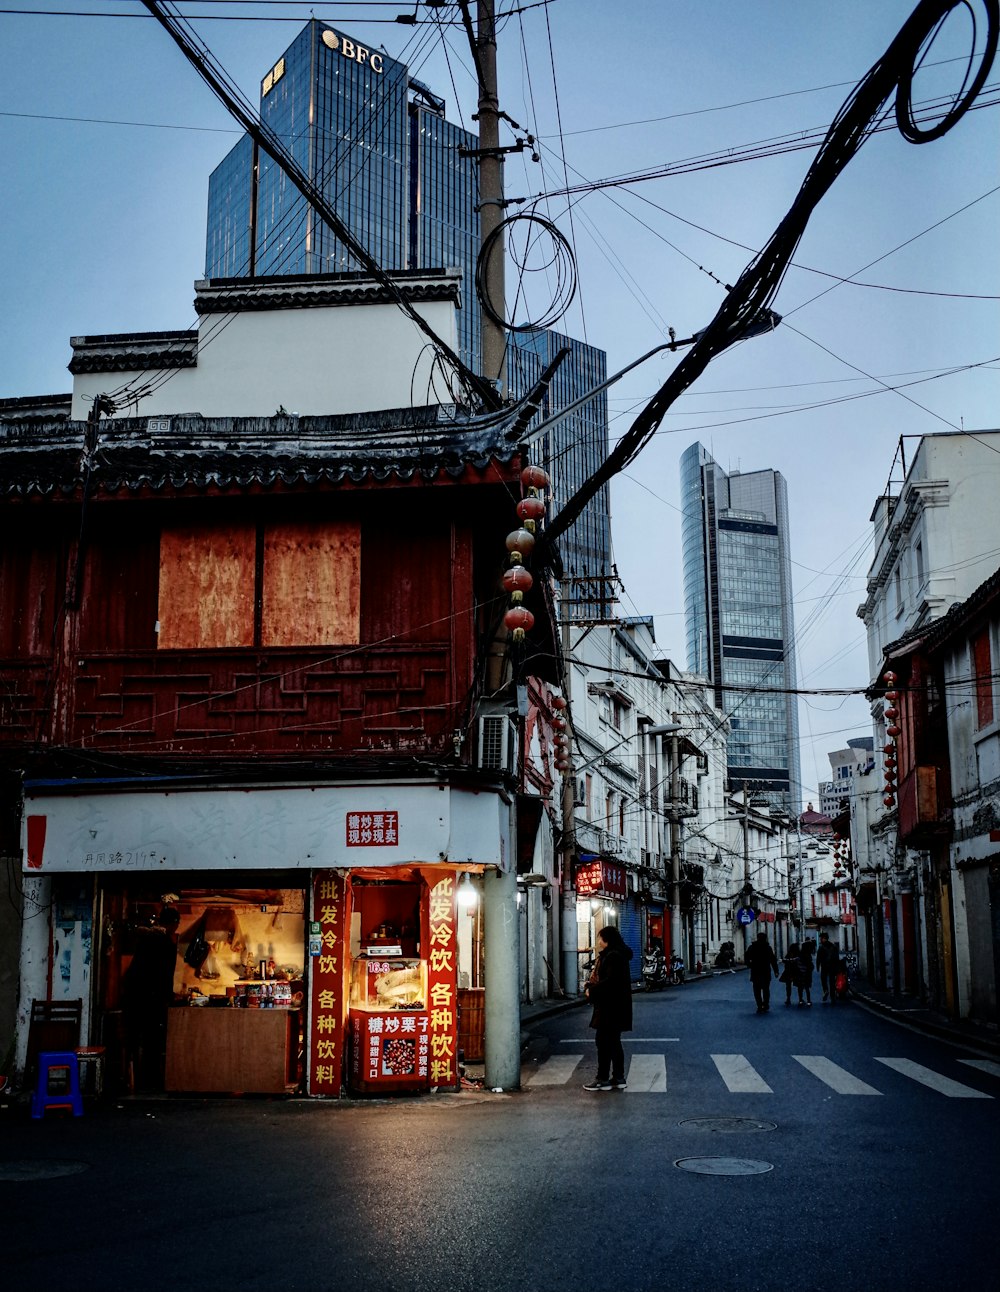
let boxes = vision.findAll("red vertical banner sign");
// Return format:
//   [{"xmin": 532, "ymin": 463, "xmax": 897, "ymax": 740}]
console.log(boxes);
[
  {"xmin": 309, "ymin": 870, "xmax": 347, "ymax": 1097},
  {"xmin": 426, "ymin": 874, "xmax": 459, "ymax": 1089}
]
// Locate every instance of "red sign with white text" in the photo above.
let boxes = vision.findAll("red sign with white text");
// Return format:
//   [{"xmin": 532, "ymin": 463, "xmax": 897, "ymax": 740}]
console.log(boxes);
[
  {"xmin": 350, "ymin": 1010, "xmax": 430, "ymax": 1090},
  {"xmin": 425, "ymin": 876, "xmax": 459, "ymax": 1089},
  {"xmin": 346, "ymin": 811, "xmax": 399, "ymax": 847},
  {"xmin": 308, "ymin": 870, "xmax": 347, "ymax": 1097},
  {"xmin": 575, "ymin": 858, "xmax": 627, "ymax": 900}
]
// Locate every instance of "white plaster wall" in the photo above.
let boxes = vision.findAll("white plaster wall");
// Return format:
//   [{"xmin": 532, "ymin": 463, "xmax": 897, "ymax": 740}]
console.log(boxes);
[{"xmin": 72, "ymin": 296, "xmax": 461, "ymax": 421}]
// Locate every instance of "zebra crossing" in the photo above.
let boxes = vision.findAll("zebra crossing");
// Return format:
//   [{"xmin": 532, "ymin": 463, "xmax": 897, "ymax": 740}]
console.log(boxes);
[{"xmin": 520, "ymin": 1047, "xmax": 998, "ymax": 1098}]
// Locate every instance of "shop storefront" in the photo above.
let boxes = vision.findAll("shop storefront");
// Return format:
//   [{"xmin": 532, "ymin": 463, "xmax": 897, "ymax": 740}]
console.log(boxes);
[
  {"xmin": 17, "ymin": 779, "xmax": 509, "ymax": 1098},
  {"xmin": 574, "ymin": 856, "xmax": 627, "ymax": 973}
]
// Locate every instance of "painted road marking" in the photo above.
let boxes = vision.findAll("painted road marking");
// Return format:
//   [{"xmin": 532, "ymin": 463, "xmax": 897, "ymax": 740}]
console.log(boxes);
[
  {"xmin": 711, "ymin": 1054, "xmax": 773, "ymax": 1093},
  {"xmin": 523, "ymin": 1055, "xmax": 584, "ymax": 1086},
  {"xmin": 559, "ymin": 1038, "xmax": 680, "ymax": 1043},
  {"xmin": 624, "ymin": 1053, "xmax": 667, "ymax": 1093},
  {"xmin": 792, "ymin": 1054, "xmax": 882, "ymax": 1095},
  {"xmin": 959, "ymin": 1059, "xmax": 1000, "ymax": 1081},
  {"xmin": 875, "ymin": 1057, "xmax": 992, "ymax": 1098}
]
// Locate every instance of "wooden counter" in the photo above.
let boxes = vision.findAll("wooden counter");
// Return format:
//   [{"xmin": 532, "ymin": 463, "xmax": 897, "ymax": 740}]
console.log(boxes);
[{"xmin": 165, "ymin": 1007, "xmax": 299, "ymax": 1093}]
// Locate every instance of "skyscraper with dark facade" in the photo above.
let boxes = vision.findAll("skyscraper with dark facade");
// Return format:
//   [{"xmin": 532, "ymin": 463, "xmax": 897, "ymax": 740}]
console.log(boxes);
[
  {"xmin": 205, "ymin": 20, "xmax": 610, "ymax": 600},
  {"xmin": 680, "ymin": 441, "xmax": 801, "ymax": 813}
]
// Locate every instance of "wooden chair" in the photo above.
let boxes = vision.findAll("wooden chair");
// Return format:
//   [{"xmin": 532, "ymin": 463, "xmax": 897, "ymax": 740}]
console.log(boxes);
[{"xmin": 25, "ymin": 999, "xmax": 82, "ymax": 1086}]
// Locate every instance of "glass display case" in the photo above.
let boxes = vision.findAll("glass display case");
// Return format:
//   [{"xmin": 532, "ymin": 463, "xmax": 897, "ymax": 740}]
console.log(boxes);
[
  {"xmin": 348, "ymin": 955, "xmax": 430, "ymax": 1092},
  {"xmin": 349, "ymin": 956, "xmax": 427, "ymax": 1011}
]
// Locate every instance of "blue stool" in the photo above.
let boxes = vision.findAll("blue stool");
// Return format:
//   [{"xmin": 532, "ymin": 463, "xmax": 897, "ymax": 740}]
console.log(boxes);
[{"xmin": 31, "ymin": 1051, "xmax": 84, "ymax": 1119}]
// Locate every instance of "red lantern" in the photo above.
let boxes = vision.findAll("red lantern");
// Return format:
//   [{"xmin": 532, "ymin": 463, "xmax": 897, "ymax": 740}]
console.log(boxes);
[
  {"xmin": 886, "ymin": 725, "xmax": 900, "ymax": 738},
  {"xmin": 883, "ymin": 743, "xmax": 895, "ymax": 755},
  {"xmin": 552, "ymin": 695, "xmax": 567, "ymax": 711},
  {"xmin": 506, "ymin": 528, "xmax": 536, "ymax": 557},
  {"xmin": 883, "ymin": 795, "xmax": 895, "ymax": 808},
  {"xmin": 504, "ymin": 605, "xmax": 535, "ymax": 637},
  {"xmin": 516, "ymin": 496, "xmax": 546, "ymax": 523},
  {"xmin": 884, "ymin": 670, "xmax": 897, "ymax": 684},
  {"xmin": 884, "ymin": 706, "xmax": 899, "ymax": 721},
  {"xmin": 502, "ymin": 566, "xmax": 534, "ymax": 601},
  {"xmin": 521, "ymin": 465, "xmax": 550, "ymax": 490},
  {"xmin": 885, "ymin": 690, "xmax": 898, "ymax": 701},
  {"xmin": 552, "ymin": 716, "xmax": 566, "ymax": 732}
]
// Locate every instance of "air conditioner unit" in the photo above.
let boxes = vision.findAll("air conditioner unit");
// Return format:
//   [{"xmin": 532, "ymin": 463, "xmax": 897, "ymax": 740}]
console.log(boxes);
[{"xmin": 477, "ymin": 714, "xmax": 516, "ymax": 775}]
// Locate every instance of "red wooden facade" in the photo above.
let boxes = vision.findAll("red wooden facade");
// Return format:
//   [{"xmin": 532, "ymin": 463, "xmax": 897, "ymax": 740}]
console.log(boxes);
[{"xmin": 0, "ymin": 414, "xmax": 554, "ymax": 773}]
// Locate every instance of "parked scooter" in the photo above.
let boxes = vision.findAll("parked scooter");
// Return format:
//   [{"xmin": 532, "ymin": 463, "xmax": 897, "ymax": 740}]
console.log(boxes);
[{"xmin": 642, "ymin": 947, "xmax": 668, "ymax": 991}]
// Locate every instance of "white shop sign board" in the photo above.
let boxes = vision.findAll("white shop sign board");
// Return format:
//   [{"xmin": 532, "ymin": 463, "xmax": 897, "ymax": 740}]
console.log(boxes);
[{"xmin": 22, "ymin": 782, "xmax": 507, "ymax": 873}]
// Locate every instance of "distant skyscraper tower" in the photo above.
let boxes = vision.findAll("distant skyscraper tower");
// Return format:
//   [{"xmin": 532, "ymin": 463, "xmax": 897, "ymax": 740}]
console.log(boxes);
[
  {"xmin": 680, "ymin": 442, "xmax": 801, "ymax": 813},
  {"xmin": 205, "ymin": 18, "xmax": 611, "ymax": 609}
]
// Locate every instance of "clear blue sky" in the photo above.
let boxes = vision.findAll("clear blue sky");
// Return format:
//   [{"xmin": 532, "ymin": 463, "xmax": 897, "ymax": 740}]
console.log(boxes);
[{"xmin": 3, "ymin": 1, "xmax": 998, "ymax": 803}]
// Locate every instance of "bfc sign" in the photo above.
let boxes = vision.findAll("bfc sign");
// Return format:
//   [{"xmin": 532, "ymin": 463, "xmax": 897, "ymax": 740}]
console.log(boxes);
[{"xmin": 322, "ymin": 28, "xmax": 385, "ymax": 74}]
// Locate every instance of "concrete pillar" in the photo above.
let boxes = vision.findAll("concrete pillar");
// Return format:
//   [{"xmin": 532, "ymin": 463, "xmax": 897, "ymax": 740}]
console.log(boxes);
[
  {"xmin": 483, "ymin": 863, "xmax": 521, "ymax": 1090},
  {"xmin": 14, "ymin": 875, "xmax": 52, "ymax": 1078}
]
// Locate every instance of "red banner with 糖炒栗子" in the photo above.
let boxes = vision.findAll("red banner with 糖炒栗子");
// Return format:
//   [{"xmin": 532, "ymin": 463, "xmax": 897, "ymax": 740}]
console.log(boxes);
[
  {"xmin": 425, "ymin": 874, "xmax": 459, "ymax": 1089},
  {"xmin": 309, "ymin": 870, "xmax": 347, "ymax": 1096}
]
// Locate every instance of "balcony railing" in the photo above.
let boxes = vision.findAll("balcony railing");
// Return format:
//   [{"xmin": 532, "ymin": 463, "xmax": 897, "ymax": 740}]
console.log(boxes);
[{"xmin": 1, "ymin": 643, "xmax": 460, "ymax": 760}]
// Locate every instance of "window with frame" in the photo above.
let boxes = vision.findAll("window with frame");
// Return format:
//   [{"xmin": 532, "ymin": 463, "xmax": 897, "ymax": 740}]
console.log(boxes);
[{"xmin": 157, "ymin": 518, "xmax": 361, "ymax": 649}]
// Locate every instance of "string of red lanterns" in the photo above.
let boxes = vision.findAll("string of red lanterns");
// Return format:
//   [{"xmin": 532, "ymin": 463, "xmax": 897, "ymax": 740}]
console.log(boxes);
[
  {"xmin": 502, "ymin": 464, "xmax": 549, "ymax": 644},
  {"xmin": 882, "ymin": 669, "xmax": 898, "ymax": 809}
]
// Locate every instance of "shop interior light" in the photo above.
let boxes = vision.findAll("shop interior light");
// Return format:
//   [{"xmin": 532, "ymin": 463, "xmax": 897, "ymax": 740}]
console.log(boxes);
[
  {"xmin": 457, "ymin": 872, "xmax": 478, "ymax": 909},
  {"xmin": 590, "ymin": 898, "xmax": 601, "ymax": 912}
]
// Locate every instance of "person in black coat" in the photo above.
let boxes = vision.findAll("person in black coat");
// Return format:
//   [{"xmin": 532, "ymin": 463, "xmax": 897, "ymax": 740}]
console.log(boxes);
[
  {"xmin": 745, "ymin": 931, "xmax": 780, "ymax": 1013},
  {"xmin": 815, "ymin": 932, "xmax": 839, "ymax": 1003},
  {"xmin": 583, "ymin": 926, "xmax": 633, "ymax": 1091}
]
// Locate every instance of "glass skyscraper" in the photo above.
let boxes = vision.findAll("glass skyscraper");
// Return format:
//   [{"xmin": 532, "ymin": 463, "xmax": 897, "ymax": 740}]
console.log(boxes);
[
  {"xmin": 680, "ymin": 442, "xmax": 801, "ymax": 813},
  {"xmin": 205, "ymin": 19, "xmax": 609, "ymax": 603}
]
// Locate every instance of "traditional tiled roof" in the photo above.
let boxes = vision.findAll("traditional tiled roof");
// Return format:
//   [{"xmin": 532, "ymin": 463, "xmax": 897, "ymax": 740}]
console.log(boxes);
[
  {"xmin": 0, "ymin": 393, "xmax": 72, "ymax": 420},
  {"xmin": 69, "ymin": 331, "xmax": 198, "ymax": 376},
  {"xmin": 0, "ymin": 403, "xmax": 526, "ymax": 498}
]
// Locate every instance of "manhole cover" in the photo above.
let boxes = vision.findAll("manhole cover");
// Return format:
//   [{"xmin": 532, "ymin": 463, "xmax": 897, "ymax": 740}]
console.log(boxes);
[
  {"xmin": 679, "ymin": 1117, "xmax": 776, "ymax": 1134},
  {"xmin": 0, "ymin": 1160, "xmax": 90, "ymax": 1182},
  {"xmin": 675, "ymin": 1156, "xmax": 774, "ymax": 1176}
]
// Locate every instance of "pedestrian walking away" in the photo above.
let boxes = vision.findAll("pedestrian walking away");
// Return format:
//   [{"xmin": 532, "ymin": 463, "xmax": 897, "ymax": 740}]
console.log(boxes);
[
  {"xmin": 583, "ymin": 925, "xmax": 633, "ymax": 1090},
  {"xmin": 779, "ymin": 942, "xmax": 801, "ymax": 1007},
  {"xmin": 796, "ymin": 940, "xmax": 815, "ymax": 1007},
  {"xmin": 744, "ymin": 931, "xmax": 780, "ymax": 1013},
  {"xmin": 816, "ymin": 931, "xmax": 839, "ymax": 1003}
]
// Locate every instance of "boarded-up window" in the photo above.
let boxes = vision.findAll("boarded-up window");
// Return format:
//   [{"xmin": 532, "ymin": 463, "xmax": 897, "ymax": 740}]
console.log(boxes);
[
  {"xmin": 157, "ymin": 524, "xmax": 255, "ymax": 649},
  {"xmin": 0, "ymin": 531, "xmax": 59, "ymax": 656},
  {"xmin": 262, "ymin": 520, "xmax": 361, "ymax": 646},
  {"xmin": 972, "ymin": 627, "xmax": 994, "ymax": 729}
]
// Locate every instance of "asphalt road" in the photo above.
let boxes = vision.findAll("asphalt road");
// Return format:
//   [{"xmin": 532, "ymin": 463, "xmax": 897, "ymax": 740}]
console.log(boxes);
[{"xmin": 3, "ymin": 973, "xmax": 997, "ymax": 1292}]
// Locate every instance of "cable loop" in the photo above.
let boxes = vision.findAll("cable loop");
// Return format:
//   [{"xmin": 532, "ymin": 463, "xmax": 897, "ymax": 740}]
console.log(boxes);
[
  {"xmin": 895, "ymin": 0, "xmax": 999, "ymax": 142},
  {"xmin": 475, "ymin": 213, "xmax": 577, "ymax": 332}
]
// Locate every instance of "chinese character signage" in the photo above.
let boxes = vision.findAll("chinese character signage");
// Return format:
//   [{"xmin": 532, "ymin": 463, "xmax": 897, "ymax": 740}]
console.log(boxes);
[
  {"xmin": 425, "ymin": 875, "xmax": 459, "ymax": 1089},
  {"xmin": 350, "ymin": 1011, "xmax": 430, "ymax": 1090},
  {"xmin": 575, "ymin": 857, "xmax": 627, "ymax": 900},
  {"xmin": 308, "ymin": 870, "xmax": 347, "ymax": 1096},
  {"xmin": 346, "ymin": 811, "xmax": 399, "ymax": 847}
]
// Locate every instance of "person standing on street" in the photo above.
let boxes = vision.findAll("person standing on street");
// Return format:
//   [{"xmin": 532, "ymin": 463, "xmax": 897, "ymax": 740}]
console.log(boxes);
[
  {"xmin": 780, "ymin": 942, "xmax": 801, "ymax": 1007},
  {"xmin": 745, "ymin": 930, "xmax": 780, "ymax": 1013},
  {"xmin": 583, "ymin": 926, "xmax": 633, "ymax": 1091},
  {"xmin": 816, "ymin": 932, "xmax": 839, "ymax": 1003},
  {"xmin": 796, "ymin": 940, "xmax": 815, "ymax": 1007}
]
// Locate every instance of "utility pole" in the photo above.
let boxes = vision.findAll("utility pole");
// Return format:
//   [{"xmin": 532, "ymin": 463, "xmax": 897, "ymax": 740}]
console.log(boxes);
[
  {"xmin": 559, "ymin": 611, "xmax": 579, "ymax": 996},
  {"xmin": 741, "ymin": 789, "xmax": 752, "ymax": 960},
  {"xmin": 458, "ymin": 0, "xmax": 507, "ymax": 396},
  {"xmin": 669, "ymin": 729, "xmax": 682, "ymax": 964}
]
